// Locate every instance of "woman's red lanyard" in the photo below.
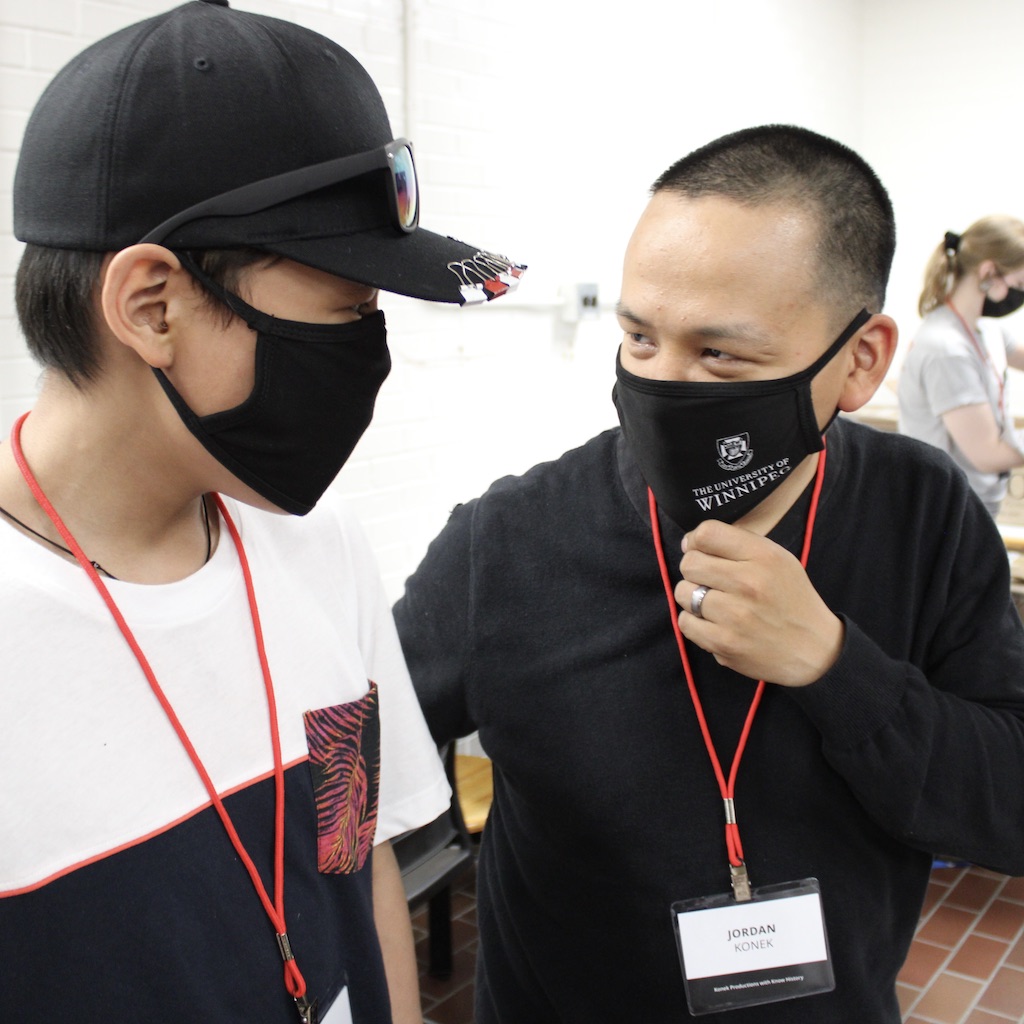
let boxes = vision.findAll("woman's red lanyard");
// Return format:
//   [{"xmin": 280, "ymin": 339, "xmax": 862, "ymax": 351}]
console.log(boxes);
[
  {"xmin": 946, "ymin": 298, "xmax": 1007, "ymax": 417},
  {"xmin": 10, "ymin": 412, "xmax": 317, "ymax": 1024},
  {"xmin": 648, "ymin": 445, "xmax": 827, "ymax": 902}
]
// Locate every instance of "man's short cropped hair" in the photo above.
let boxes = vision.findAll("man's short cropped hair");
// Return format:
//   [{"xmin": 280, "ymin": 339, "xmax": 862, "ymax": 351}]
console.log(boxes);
[{"xmin": 652, "ymin": 125, "xmax": 895, "ymax": 316}]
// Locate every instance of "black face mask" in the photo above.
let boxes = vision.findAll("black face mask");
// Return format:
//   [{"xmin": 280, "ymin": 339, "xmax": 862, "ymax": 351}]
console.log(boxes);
[
  {"xmin": 154, "ymin": 254, "xmax": 391, "ymax": 516},
  {"xmin": 982, "ymin": 283, "xmax": 1024, "ymax": 318},
  {"xmin": 612, "ymin": 309, "xmax": 871, "ymax": 531}
]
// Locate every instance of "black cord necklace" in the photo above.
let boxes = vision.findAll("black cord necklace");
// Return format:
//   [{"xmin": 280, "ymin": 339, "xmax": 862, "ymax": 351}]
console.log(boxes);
[{"xmin": 0, "ymin": 495, "xmax": 212, "ymax": 580}]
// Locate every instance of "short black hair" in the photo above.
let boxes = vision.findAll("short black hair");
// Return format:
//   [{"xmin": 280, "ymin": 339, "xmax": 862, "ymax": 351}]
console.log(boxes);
[
  {"xmin": 652, "ymin": 125, "xmax": 895, "ymax": 316},
  {"xmin": 15, "ymin": 245, "xmax": 270, "ymax": 388}
]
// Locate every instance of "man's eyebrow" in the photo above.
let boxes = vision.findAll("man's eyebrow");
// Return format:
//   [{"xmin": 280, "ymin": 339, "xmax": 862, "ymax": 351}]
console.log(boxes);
[
  {"xmin": 616, "ymin": 302, "xmax": 774, "ymax": 350},
  {"xmin": 694, "ymin": 323, "xmax": 773, "ymax": 347},
  {"xmin": 615, "ymin": 302, "xmax": 650, "ymax": 328}
]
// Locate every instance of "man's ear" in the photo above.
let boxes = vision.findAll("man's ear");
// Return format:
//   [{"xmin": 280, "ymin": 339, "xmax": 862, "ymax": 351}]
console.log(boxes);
[
  {"xmin": 837, "ymin": 313, "xmax": 898, "ymax": 414},
  {"xmin": 99, "ymin": 244, "xmax": 189, "ymax": 369}
]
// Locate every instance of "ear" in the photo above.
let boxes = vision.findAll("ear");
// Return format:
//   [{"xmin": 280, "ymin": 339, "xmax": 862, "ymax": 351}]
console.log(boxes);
[
  {"xmin": 836, "ymin": 313, "xmax": 898, "ymax": 414},
  {"xmin": 99, "ymin": 244, "xmax": 190, "ymax": 369},
  {"xmin": 977, "ymin": 259, "xmax": 998, "ymax": 286}
]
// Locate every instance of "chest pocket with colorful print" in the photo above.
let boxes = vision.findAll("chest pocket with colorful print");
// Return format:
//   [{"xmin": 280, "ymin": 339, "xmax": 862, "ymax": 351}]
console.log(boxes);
[{"xmin": 303, "ymin": 682, "xmax": 381, "ymax": 874}]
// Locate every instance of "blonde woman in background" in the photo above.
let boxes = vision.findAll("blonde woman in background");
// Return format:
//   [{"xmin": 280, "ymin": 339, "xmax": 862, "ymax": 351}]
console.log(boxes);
[{"xmin": 899, "ymin": 217, "xmax": 1024, "ymax": 516}]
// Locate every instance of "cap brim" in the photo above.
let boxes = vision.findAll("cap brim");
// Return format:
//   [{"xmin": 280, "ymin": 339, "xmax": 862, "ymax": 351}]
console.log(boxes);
[{"xmin": 264, "ymin": 224, "xmax": 524, "ymax": 306}]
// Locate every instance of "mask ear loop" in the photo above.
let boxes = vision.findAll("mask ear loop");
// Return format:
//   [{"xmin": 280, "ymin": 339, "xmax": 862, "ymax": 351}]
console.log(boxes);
[
  {"xmin": 802, "ymin": 308, "xmax": 873, "ymax": 380},
  {"xmin": 174, "ymin": 250, "xmax": 264, "ymax": 329},
  {"xmin": 798, "ymin": 308, "xmax": 873, "ymax": 446}
]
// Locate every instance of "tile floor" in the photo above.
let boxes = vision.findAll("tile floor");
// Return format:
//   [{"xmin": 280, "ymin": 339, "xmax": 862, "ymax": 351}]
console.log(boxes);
[
  {"xmin": 412, "ymin": 860, "xmax": 1024, "ymax": 1024},
  {"xmin": 412, "ymin": 861, "xmax": 480, "ymax": 1024},
  {"xmin": 899, "ymin": 865, "xmax": 1024, "ymax": 1024}
]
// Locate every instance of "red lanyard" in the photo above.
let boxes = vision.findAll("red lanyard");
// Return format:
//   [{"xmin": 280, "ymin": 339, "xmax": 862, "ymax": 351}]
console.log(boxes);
[
  {"xmin": 9, "ymin": 412, "xmax": 314, "ymax": 1020},
  {"xmin": 946, "ymin": 298, "xmax": 1007, "ymax": 415},
  {"xmin": 648, "ymin": 446, "xmax": 827, "ymax": 898}
]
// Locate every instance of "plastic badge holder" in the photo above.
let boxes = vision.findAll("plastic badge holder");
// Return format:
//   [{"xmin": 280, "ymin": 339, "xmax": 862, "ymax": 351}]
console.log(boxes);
[{"xmin": 672, "ymin": 877, "xmax": 835, "ymax": 1016}]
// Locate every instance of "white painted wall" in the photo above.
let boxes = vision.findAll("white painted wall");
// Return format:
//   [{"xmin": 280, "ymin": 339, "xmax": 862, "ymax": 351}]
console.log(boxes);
[
  {"xmin": 863, "ymin": 0, "xmax": 1024, "ymax": 355},
  {"xmin": 6, "ymin": 0, "xmax": 1015, "ymax": 599}
]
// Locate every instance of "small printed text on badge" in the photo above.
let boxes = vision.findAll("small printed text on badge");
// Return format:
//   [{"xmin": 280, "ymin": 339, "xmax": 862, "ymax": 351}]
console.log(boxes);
[
  {"xmin": 729, "ymin": 924, "xmax": 776, "ymax": 952},
  {"xmin": 727, "ymin": 925, "xmax": 776, "ymax": 940}
]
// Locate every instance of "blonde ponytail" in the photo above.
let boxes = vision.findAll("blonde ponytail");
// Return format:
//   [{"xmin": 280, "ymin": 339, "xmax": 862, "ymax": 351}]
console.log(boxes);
[
  {"xmin": 919, "ymin": 215, "xmax": 1024, "ymax": 317},
  {"xmin": 918, "ymin": 239, "xmax": 955, "ymax": 316}
]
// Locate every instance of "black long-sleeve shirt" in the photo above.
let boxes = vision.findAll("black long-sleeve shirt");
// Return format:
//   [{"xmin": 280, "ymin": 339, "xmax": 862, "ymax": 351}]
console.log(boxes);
[{"xmin": 395, "ymin": 418, "xmax": 1024, "ymax": 1023}]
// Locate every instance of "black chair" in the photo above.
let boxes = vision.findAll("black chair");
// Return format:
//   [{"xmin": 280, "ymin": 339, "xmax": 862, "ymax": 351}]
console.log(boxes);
[{"xmin": 392, "ymin": 743, "xmax": 475, "ymax": 978}]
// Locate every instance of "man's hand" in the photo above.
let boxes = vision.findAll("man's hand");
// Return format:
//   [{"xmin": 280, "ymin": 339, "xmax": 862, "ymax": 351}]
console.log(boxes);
[{"xmin": 674, "ymin": 520, "xmax": 844, "ymax": 687}]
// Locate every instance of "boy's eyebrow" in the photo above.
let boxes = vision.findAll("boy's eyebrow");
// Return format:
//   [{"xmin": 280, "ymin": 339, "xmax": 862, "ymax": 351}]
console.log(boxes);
[{"xmin": 616, "ymin": 301, "xmax": 774, "ymax": 350}]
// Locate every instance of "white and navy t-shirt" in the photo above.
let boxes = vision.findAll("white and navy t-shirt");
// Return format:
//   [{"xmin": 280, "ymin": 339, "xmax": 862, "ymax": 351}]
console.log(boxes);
[{"xmin": 0, "ymin": 492, "xmax": 449, "ymax": 1023}]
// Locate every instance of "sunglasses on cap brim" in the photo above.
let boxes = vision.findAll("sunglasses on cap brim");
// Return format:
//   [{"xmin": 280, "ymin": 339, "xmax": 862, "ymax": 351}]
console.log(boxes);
[{"xmin": 139, "ymin": 138, "xmax": 419, "ymax": 244}]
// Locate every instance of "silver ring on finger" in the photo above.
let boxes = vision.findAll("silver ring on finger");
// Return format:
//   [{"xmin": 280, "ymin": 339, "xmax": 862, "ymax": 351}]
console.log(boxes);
[{"xmin": 690, "ymin": 584, "xmax": 711, "ymax": 619}]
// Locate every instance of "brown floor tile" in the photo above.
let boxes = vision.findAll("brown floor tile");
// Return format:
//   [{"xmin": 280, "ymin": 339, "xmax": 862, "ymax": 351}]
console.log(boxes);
[
  {"xmin": 1007, "ymin": 935, "xmax": 1024, "ymax": 970},
  {"xmin": 973, "ymin": 868, "xmax": 1012, "ymax": 881},
  {"xmin": 933, "ymin": 866, "xmax": 969, "ymax": 886},
  {"xmin": 923, "ymin": 880, "xmax": 950, "ymax": 917},
  {"xmin": 897, "ymin": 981, "xmax": 921, "ymax": 1017},
  {"xmin": 948, "ymin": 872, "xmax": 1004, "ymax": 912},
  {"xmin": 964, "ymin": 1009, "xmax": 1020, "ymax": 1023},
  {"xmin": 424, "ymin": 981, "xmax": 476, "ymax": 1024},
  {"xmin": 948, "ymin": 934, "xmax": 1012, "ymax": 981},
  {"xmin": 450, "ymin": 890, "xmax": 476, "ymax": 918},
  {"xmin": 415, "ymin": 861, "xmax": 478, "ymax": 1024},
  {"xmin": 900, "ymin": 940, "xmax": 952, "ymax": 988},
  {"xmin": 913, "ymin": 973, "xmax": 984, "ymax": 1022},
  {"xmin": 918, "ymin": 904, "xmax": 981, "ymax": 948},
  {"xmin": 412, "ymin": 916, "xmax": 477, "ymax": 961},
  {"xmin": 450, "ymin": 917, "xmax": 479, "ymax": 952},
  {"xmin": 976, "ymin": 901, "xmax": 1024, "ymax": 943},
  {"xmin": 1001, "ymin": 876, "xmax": 1024, "ymax": 904},
  {"xmin": 975, "ymin": 966, "xmax": 1024, "ymax": 1019},
  {"xmin": 417, "ymin": 945, "xmax": 477, "ymax": 1001}
]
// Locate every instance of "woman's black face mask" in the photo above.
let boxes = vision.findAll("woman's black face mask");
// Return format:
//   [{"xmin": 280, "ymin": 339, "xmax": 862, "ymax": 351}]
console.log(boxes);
[
  {"xmin": 983, "ymin": 275, "xmax": 1024, "ymax": 318},
  {"xmin": 612, "ymin": 309, "xmax": 871, "ymax": 531}
]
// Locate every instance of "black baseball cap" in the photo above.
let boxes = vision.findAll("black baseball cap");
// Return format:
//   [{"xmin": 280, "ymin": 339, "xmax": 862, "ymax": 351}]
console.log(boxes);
[{"xmin": 13, "ymin": 0, "xmax": 524, "ymax": 305}]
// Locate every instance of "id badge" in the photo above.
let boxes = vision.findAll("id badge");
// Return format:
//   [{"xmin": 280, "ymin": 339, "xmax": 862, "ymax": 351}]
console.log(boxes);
[{"xmin": 671, "ymin": 878, "xmax": 834, "ymax": 1015}]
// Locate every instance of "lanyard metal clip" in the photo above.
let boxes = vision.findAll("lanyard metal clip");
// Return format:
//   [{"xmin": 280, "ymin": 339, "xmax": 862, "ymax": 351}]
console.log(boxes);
[
  {"xmin": 295, "ymin": 995, "xmax": 319, "ymax": 1024},
  {"xmin": 730, "ymin": 862, "xmax": 752, "ymax": 903}
]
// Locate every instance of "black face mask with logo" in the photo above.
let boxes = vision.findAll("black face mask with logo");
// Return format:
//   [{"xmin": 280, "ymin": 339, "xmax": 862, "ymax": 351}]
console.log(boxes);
[{"xmin": 611, "ymin": 309, "xmax": 871, "ymax": 532}]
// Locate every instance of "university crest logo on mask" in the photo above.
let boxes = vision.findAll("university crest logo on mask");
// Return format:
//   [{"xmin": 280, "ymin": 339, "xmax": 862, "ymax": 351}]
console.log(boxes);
[
  {"xmin": 611, "ymin": 308, "xmax": 872, "ymax": 531},
  {"xmin": 717, "ymin": 433, "xmax": 754, "ymax": 472}
]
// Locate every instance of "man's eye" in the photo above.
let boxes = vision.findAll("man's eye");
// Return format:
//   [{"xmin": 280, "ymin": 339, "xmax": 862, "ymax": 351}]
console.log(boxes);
[{"xmin": 624, "ymin": 331, "xmax": 653, "ymax": 347}]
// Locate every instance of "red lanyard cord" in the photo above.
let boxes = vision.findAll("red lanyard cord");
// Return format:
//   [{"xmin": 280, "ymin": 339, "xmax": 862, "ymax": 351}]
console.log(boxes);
[
  {"xmin": 9, "ymin": 413, "xmax": 307, "ymax": 1002},
  {"xmin": 649, "ymin": 445, "xmax": 827, "ymax": 872},
  {"xmin": 945, "ymin": 298, "xmax": 1007, "ymax": 413}
]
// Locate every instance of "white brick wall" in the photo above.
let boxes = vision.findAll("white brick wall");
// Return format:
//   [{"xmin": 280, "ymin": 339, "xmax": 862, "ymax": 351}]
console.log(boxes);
[
  {"xmin": 0, "ymin": 0, "xmax": 629, "ymax": 600},
  {"xmin": 17, "ymin": 0, "xmax": 1004, "ymax": 602}
]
